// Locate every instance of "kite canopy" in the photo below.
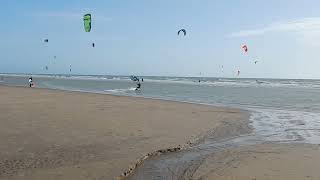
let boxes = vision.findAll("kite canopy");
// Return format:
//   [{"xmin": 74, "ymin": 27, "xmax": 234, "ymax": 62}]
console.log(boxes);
[
  {"xmin": 92, "ymin": 43, "xmax": 95, "ymax": 47},
  {"xmin": 130, "ymin": 75, "xmax": 140, "ymax": 82},
  {"xmin": 254, "ymin": 60, "xmax": 258, "ymax": 64},
  {"xmin": 44, "ymin": 39, "xmax": 49, "ymax": 43},
  {"xmin": 83, "ymin": 14, "xmax": 92, "ymax": 32},
  {"xmin": 178, "ymin": 29, "xmax": 186, "ymax": 36},
  {"xmin": 242, "ymin": 45, "xmax": 248, "ymax": 53}
]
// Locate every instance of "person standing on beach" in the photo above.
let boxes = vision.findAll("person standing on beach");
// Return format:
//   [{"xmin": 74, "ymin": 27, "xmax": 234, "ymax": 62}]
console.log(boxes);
[{"xmin": 28, "ymin": 77, "xmax": 33, "ymax": 87}]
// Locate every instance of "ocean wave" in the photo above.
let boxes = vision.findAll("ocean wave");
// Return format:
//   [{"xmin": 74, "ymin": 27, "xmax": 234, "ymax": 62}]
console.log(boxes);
[
  {"xmin": 104, "ymin": 87, "xmax": 137, "ymax": 94},
  {"xmin": 144, "ymin": 78, "xmax": 320, "ymax": 89}
]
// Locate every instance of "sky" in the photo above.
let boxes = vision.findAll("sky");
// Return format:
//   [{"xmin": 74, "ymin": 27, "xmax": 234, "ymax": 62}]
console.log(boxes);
[{"xmin": 1, "ymin": 0, "xmax": 320, "ymax": 79}]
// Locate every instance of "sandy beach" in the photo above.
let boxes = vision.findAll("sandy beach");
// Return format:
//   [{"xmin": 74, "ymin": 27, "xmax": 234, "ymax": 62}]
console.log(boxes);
[
  {"xmin": 193, "ymin": 143, "xmax": 320, "ymax": 180},
  {"xmin": 0, "ymin": 86, "xmax": 249, "ymax": 180}
]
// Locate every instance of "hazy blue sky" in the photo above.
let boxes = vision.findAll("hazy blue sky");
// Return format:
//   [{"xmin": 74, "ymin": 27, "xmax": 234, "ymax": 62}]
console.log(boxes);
[{"xmin": 1, "ymin": 0, "xmax": 320, "ymax": 78}]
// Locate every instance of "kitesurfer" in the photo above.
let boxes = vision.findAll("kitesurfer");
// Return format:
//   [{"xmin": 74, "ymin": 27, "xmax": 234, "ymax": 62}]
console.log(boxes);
[{"xmin": 136, "ymin": 81, "xmax": 141, "ymax": 91}]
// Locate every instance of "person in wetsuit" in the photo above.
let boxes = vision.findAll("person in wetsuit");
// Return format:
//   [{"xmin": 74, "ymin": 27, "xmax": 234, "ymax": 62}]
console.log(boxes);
[{"xmin": 136, "ymin": 81, "xmax": 141, "ymax": 91}]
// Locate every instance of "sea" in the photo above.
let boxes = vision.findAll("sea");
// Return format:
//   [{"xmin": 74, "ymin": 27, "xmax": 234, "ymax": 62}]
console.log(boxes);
[{"xmin": 1, "ymin": 74, "xmax": 320, "ymax": 179}]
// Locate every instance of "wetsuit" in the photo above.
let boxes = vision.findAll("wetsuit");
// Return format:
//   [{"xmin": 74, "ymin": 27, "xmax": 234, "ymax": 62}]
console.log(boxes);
[{"xmin": 136, "ymin": 82, "xmax": 141, "ymax": 90}]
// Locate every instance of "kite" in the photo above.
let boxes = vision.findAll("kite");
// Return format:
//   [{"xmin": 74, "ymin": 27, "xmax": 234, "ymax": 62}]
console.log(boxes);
[
  {"xmin": 130, "ymin": 75, "xmax": 140, "ymax": 82},
  {"xmin": 83, "ymin": 14, "xmax": 92, "ymax": 32},
  {"xmin": 242, "ymin": 45, "xmax": 248, "ymax": 53},
  {"xmin": 178, "ymin": 29, "xmax": 186, "ymax": 36}
]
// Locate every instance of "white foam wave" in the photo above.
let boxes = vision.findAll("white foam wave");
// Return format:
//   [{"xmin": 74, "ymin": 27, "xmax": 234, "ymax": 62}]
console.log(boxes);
[
  {"xmin": 250, "ymin": 108, "xmax": 320, "ymax": 144},
  {"xmin": 104, "ymin": 87, "xmax": 137, "ymax": 94}
]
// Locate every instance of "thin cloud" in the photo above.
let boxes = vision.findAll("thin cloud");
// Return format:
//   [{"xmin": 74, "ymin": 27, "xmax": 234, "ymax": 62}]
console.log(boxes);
[{"xmin": 231, "ymin": 17, "xmax": 320, "ymax": 37}]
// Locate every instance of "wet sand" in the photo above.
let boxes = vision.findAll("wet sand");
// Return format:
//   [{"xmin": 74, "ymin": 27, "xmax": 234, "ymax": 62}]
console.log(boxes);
[
  {"xmin": 193, "ymin": 143, "xmax": 320, "ymax": 180},
  {"xmin": 0, "ymin": 86, "xmax": 249, "ymax": 180}
]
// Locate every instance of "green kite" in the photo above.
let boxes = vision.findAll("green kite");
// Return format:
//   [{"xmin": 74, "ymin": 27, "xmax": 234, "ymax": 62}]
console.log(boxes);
[{"xmin": 83, "ymin": 14, "xmax": 91, "ymax": 32}]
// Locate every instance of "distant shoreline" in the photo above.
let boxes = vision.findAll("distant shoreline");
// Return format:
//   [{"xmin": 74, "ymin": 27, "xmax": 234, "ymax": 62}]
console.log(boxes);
[{"xmin": 1, "ymin": 73, "xmax": 320, "ymax": 81}]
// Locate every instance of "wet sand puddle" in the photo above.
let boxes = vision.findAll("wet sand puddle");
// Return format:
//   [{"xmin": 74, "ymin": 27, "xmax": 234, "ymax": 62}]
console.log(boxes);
[{"xmin": 127, "ymin": 108, "xmax": 320, "ymax": 180}]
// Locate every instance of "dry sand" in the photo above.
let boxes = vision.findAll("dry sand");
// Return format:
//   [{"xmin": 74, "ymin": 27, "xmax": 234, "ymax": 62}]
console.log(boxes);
[
  {"xmin": 0, "ymin": 86, "xmax": 249, "ymax": 180},
  {"xmin": 193, "ymin": 143, "xmax": 320, "ymax": 180}
]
